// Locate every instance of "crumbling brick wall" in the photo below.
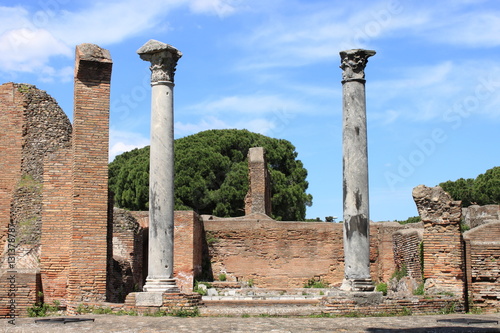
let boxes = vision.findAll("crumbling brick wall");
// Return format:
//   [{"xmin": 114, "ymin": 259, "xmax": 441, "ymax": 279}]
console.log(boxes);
[
  {"xmin": 0, "ymin": 83, "xmax": 71, "ymax": 267},
  {"xmin": 464, "ymin": 222, "xmax": 500, "ymax": 313},
  {"xmin": 108, "ymin": 208, "xmax": 145, "ymax": 302},
  {"xmin": 462, "ymin": 204, "xmax": 500, "ymax": 229},
  {"xmin": 392, "ymin": 226, "xmax": 423, "ymax": 282},
  {"xmin": 244, "ymin": 147, "xmax": 272, "ymax": 216},
  {"xmin": 413, "ymin": 185, "xmax": 465, "ymax": 296}
]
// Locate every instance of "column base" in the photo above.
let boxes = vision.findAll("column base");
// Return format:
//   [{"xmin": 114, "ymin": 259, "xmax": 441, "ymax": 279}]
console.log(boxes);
[
  {"xmin": 143, "ymin": 278, "xmax": 179, "ymax": 293},
  {"xmin": 340, "ymin": 278, "xmax": 375, "ymax": 292}
]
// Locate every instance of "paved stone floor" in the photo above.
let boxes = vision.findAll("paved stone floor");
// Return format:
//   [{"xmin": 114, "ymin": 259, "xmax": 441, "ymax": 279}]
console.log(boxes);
[{"xmin": 1, "ymin": 313, "xmax": 499, "ymax": 332}]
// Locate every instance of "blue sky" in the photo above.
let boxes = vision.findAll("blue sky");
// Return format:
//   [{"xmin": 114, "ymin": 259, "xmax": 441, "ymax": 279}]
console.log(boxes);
[{"xmin": 1, "ymin": 0, "xmax": 499, "ymax": 221}]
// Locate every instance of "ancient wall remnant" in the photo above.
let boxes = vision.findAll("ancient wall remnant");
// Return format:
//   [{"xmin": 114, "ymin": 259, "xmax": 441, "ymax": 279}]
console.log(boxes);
[
  {"xmin": 173, "ymin": 211, "xmax": 204, "ymax": 293},
  {"xmin": 462, "ymin": 204, "xmax": 500, "ymax": 229},
  {"xmin": 109, "ymin": 208, "xmax": 145, "ymax": 303},
  {"xmin": 463, "ymin": 222, "xmax": 500, "ymax": 312},
  {"xmin": 0, "ymin": 83, "xmax": 71, "ymax": 268},
  {"xmin": 244, "ymin": 147, "xmax": 272, "ymax": 216},
  {"xmin": 412, "ymin": 185, "xmax": 465, "ymax": 295},
  {"xmin": 67, "ymin": 43, "xmax": 113, "ymax": 303},
  {"xmin": 392, "ymin": 227, "xmax": 423, "ymax": 282}
]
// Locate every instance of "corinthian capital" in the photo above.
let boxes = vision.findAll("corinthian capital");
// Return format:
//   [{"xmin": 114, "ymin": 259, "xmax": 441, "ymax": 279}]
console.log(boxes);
[
  {"xmin": 339, "ymin": 49, "xmax": 376, "ymax": 82},
  {"xmin": 137, "ymin": 40, "xmax": 182, "ymax": 84}
]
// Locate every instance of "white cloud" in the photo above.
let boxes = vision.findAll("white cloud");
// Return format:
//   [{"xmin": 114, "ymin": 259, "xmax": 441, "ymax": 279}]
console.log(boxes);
[
  {"xmin": 369, "ymin": 60, "xmax": 500, "ymax": 123},
  {"xmin": 109, "ymin": 129, "xmax": 150, "ymax": 161},
  {"xmin": 185, "ymin": 94, "xmax": 307, "ymax": 115},
  {"xmin": 0, "ymin": 28, "xmax": 71, "ymax": 73},
  {"xmin": 188, "ymin": 0, "xmax": 237, "ymax": 17},
  {"xmin": 174, "ymin": 115, "xmax": 276, "ymax": 137},
  {"xmin": 0, "ymin": 0, "xmax": 242, "ymax": 80}
]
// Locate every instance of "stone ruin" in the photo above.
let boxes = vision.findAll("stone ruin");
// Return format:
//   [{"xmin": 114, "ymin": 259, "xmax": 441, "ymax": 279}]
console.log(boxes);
[{"xmin": 1, "ymin": 42, "xmax": 499, "ymax": 318}]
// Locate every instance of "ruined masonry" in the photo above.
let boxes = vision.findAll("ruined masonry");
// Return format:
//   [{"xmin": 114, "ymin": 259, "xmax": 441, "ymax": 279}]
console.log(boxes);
[
  {"xmin": 1, "ymin": 41, "xmax": 500, "ymax": 317},
  {"xmin": 244, "ymin": 147, "xmax": 272, "ymax": 216}
]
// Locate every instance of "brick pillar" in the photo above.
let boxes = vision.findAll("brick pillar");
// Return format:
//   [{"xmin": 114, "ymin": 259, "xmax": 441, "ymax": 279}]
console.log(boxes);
[
  {"xmin": 244, "ymin": 147, "xmax": 272, "ymax": 216},
  {"xmin": 68, "ymin": 44, "xmax": 112, "ymax": 303},
  {"xmin": 0, "ymin": 83, "xmax": 24, "ymax": 254},
  {"xmin": 41, "ymin": 150, "xmax": 72, "ymax": 302},
  {"xmin": 173, "ymin": 211, "xmax": 203, "ymax": 293},
  {"xmin": 413, "ymin": 185, "xmax": 465, "ymax": 296}
]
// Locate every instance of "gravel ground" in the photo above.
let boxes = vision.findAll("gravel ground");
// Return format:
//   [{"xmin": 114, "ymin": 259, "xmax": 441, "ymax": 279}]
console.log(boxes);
[{"xmin": 1, "ymin": 313, "xmax": 499, "ymax": 333}]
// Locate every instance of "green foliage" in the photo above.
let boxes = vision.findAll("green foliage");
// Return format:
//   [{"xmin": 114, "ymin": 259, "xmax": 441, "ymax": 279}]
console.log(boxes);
[
  {"xmin": 247, "ymin": 279, "xmax": 254, "ymax": 287},
  {"xmin": 419, "ymin": 241, "xmax": 424, "ymax": 279},
  {"xmin": 205, "ymin": 231, "xmax": 219, "ymax": 245},
  {"xmin": 75, "ymin": 304, "xmax": 112, "ymax": 314},
  {"xmin": 440, "ymin": 301, "xmax": 457, "ymax": 314},
  {"xmin": 171, "ymin": 307, "xmax": 200, "ymax": 317},
  {"xmin": 27, "ymin": 301, "xmax": 60, "ymax": 317},
  {"xmin": 143, "ymin": 307, "xmax": 199, "ymax": 317},
  {"xmin": 218, "ymin": 273, "xmax": 227, "ymax": 281},
  {"xmin": 396, "ymin": 216, "xmax": 421, "ymax": 225},
  {"xmin": 413, "ymin": 283, "xmax": 425, "ymax": 295},
  {"xmin": 392, "ymin": 264, "xmax": 408, "ymax": 281},
  {"xmin": 303, "ymin": 278, "xmax": 327, "ymax": 288},
  {"xmin": 193, "ymin": 281, "xmax": 211, "ymax": 295},
  {"xmin": 109, "ymin": 129, "xmax": 313, "ymax": 221},
  {"xmin": 375, "ymin": 282, "xmax": 387, "ymax": 296},
  {"xmin": 439, "ymin": 166, "xmax": 500, "ymax": 207},
  {"xmin": 460, "ymin": 220, "xmax": 470, "ymax": 232}
]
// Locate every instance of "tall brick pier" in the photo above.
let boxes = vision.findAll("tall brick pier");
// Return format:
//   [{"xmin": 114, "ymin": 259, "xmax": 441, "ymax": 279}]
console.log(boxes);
[{"xmin": 68, "ymin": 44, "xmax": 113, "ymax": 303}]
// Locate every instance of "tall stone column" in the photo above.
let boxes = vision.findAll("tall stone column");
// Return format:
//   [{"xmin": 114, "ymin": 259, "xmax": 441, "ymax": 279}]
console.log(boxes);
[
  {"xmin": 137, "ymin": 40, "xmax": 182, "ymax": 293},
  {"xmin": 340, "ymin": 49, "xmax": 375, "ymax": 292}
]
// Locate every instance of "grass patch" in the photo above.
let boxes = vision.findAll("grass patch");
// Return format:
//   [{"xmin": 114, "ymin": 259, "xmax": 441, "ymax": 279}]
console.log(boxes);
[
  {"xmin": 375, "ymin": 282, "xmax": 387, "ymax": 296},
  {"xmin": 413, "ymin": 283, "xmax": 425, "ymax": 295},
  {"xmin": 303, "ymin": 278, "xmax": 327, "ymax": 288},
  {"xmin": 392, "ymin": 264, "xmax": 408, "ymax": 281},
  {"xmin": 27, "ymin": 300, "xmax": 60, "ymax": 317}
]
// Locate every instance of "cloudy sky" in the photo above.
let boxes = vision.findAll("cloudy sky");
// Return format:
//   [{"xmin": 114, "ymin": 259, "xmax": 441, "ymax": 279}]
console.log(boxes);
[{"xmin": 1, "ymin": 0, "xmax": 499, "ymax": 221}]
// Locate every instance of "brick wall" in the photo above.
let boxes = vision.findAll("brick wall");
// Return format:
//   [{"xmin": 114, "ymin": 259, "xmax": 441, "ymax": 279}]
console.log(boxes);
[
  {"xmin": 413, "ymin": 185, "xmax": 465, "ymax": 296},
  {"xmin": 392, "ymin": 227, "xmax": 423, "ymax": 281},
  {"xmin": 173, "ymin": 211, "xmax": 204, "ymax": 293},
  {"xmin": 68, "ymin": 43, "xmax": 112, "ymax": 303},
  {"xmin": 0, "ymin": 83, "xmax": 23, "ymax": 258},
  {"xmin": 41, "ymin": 150, "xmax": 73, "ymax": 303},
  {"xmin": 244, "ymin": 147, "xmax": 272, "ymax": 216},
  {"xmin": 464, "ymin": 222, "xmax": 500, "ymax": 312},
  {"xmin": 0, "ymin": 270, "xmax": 41, "ymax": 318},
  {"xmin": 109, "ymin": 208, "xmax": 145, "ymax": 302},
  {"xmin": 373, "ymin": 222, "xmax": 401, "ymax": 282},
  {"xmin": 204, "ymin": 216, "xmax": 346, "ymax": 288}
]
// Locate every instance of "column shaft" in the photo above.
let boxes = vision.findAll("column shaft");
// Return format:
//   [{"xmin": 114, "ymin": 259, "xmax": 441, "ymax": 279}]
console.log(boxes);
[
  {"xmin": 137, "ymin": 40, "xmax": 182, "ymax": 293},
  {"xmin": 340, "ymin": 49, "xmax": 375, "ymax": 291}
]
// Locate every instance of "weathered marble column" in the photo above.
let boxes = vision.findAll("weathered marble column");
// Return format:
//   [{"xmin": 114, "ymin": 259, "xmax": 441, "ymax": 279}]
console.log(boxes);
[
  {"xmin": 340, "ymin": 49, "xmax": 375, "ymax": 292},
  {"xmin": 137, "ymin": 40, "xmax": 182, "ymax": 293}
]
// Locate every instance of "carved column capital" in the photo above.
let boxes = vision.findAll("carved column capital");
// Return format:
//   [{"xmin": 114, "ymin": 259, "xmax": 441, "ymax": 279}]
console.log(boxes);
[
  {"xmin": 137, "ymin": 40, "xmax": 182, "ymax": 84},
  {"xmin": 339, "ymin": 49, "xmax": 376, "ymax": 82}
]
